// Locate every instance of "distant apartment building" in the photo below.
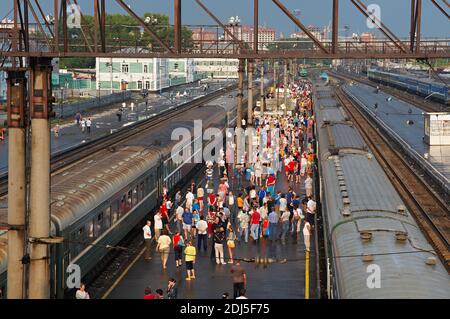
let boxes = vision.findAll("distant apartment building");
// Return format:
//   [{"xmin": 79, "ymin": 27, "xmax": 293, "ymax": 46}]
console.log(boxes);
[
  {"xmin": 192, "ymin": 28, "xmax": 217, "ymax": 44},
  {"xmin": 224, "ymin": 24, "xmax": 276, "ymax": 51},
  {"xmin": 240, "ymin": 26, "xmax": 276, "ymax": 50},
  {"xmin": 290, "ymin": 25, "xmax": 324, "ymax": 41}
]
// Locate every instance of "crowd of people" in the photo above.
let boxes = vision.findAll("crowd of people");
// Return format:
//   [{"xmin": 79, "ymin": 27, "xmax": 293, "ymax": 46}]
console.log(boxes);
[{"xmin": 138, "ymin": 79, "xmax": 317, "ymax": 300}]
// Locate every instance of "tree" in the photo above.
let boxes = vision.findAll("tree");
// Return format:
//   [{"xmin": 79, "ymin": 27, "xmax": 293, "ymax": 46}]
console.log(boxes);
[{"xmin": 60, "ymin": 13, "xmax": 193, "ymax": 69}]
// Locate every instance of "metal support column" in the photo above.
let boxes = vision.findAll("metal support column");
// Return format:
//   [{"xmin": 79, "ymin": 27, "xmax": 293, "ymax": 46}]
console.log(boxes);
[
  {"xmin": 6, "ymin": 71, "xmax": 27, "ymax": 299},
  {"xmin": 332, "ymin": 0, "xmax": 339, "ymax": 54},
  {"xmin": 62, "ymin": 0, "xmax": 67, "ymax": 52},
  {"xmin": 53, "ymin": 0, "xmax": 59, "ymax": 51},
  {"xmin": 260, "ymin": 62, "xmax": 265, "ymax": 115},
  {"xmin": 247, "ymin": 59, "xmax": 254, "ymax": 125},
  {"xmin": 237, "ymin": 59, "xmax": 244, "ymax": 128},
  {"xmin": 28, "ymin": 58, "xmax": 52, "ymax": 299},
  {"xmin": 174, "ymin": 0, "xmax": 182, "ymax": 53},
  {"xmin": 410, "ymin": 0, "xmax": 416, "ymax": 52},
  {"xmin": 284, "ymin": 62, "xmax": 288, "ymax": 116},
  {"xmin": 415, "ymin": 0, "xmax": 422, "ymax": 54},
  {"xmin": 274, "ymin": 60, "xmax": 278, "ymax": 113},
  {"xmin": 254, "ymin": 0, "xmax": 259, "ymax": 54}
]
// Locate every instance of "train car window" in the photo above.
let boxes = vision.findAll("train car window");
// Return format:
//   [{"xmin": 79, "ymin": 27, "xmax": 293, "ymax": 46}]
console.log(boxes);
[
  {"xmin": 127, "ymin": 190, "xmax": 132, "ymax": 208},
  {"xmin": 120, "ymin": 194, "xmax": 127, "ymax": 216},
  {"xmin": 140, "ymin": 182, "xmax": 145, "ymax": 200},
  {"xmin": 96, "ymin": 213, "xmax": 103, "ymax": 236},
  {"xmin": 74, "ymin": 227, "xmax": 84, "ymax": 256},
  {"xmin": 132, "ymin": 186, "xmax": 138, "ymax": 206},
  {"xmin": 104, "ymin": 206, "xmax": 111, "ymax": 229},
  {"xmin": 87, "ymin": 219, "xmax": 95, "ymax": 240},
  {"xmin": 112, "ymin": 200, "xmax": 119, "ymax": 224}
]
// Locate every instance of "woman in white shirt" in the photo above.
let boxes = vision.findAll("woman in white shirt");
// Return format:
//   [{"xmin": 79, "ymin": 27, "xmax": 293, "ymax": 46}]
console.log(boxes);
[
  {"xmin": 156, "ymin": 230, "xmax": 172, "ymax": 269},
  {"xmin": 75, "ymin": 283, "xmax": 90, "ymax": 299},
  {"xmin": 303, "ymin": 221, "xmax": 311, "ymax": 252}
]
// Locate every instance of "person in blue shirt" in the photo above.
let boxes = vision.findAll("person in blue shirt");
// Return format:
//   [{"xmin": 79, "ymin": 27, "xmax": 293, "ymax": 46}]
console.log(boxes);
[
  {"xmin": 192, "ymin": 209, "xmax": 200, "ymax": 237},
  {"xmin": 192, "ymin": 199, "xmax": 200, "ymax": 214},
  {"xmin": 274, "ymin": 191, "xmax": 282, "ymax": 211},
  {"xmin": 182, "ymin": 209, "xmax": 194, "ymax": 240},
  {"xmin": 268, "ymin": 210, "xmax": 279, "ymax": 242},
  {"xmin": 257, "ymin": 187, "xmax": 267, "ymax": 206}
]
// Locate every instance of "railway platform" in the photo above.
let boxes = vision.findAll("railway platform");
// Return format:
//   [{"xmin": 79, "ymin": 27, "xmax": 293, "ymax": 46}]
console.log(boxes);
[
  {"xmin": 343, "ymin": 83, "xmax": 450, "ymax": 194},
  {"xmin": 0, "ymin": 81, "xmax": 232, "ymax": 174},
  {"xmin": 102, "ymin": 166, "xmax": 317, "ymax": 299}
]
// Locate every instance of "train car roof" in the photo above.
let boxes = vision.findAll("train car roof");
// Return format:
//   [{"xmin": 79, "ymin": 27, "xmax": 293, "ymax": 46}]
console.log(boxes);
[
  {"xmin": 314, "ymin": 79, "xmax": 450, "ymax": 298},
  {"xmin": 51, "ymin": 146, "xmax": 160, "ymax": 231},
  {"xmin": 368, "ymin": 68, "xmax": 448, "ymax": 88}
]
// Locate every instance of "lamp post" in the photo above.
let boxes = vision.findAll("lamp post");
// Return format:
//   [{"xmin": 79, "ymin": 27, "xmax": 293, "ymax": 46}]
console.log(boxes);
[{"xmin": 105, "ymin": 58, "xmax": 113, "ymax": 94}]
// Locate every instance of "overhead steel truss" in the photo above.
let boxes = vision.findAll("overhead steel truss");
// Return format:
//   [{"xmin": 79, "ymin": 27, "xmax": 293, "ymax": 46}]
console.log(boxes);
[{"xmin": 0, "ymin": 0, "xmax": 449, "ymax": 62}]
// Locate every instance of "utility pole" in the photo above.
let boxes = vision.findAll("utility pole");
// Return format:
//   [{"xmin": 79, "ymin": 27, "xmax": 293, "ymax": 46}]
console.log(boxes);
[
  {"xmin": 284, "ymin": 61, "xmax": 288, "ymax": 116},
  {"xmin": 28, "ymin": 58, "xmax": 52, "ymax": 299},
  {"xmin": 247, "ymin": 59, "xmax": 254, "ymax": 125},
  {"xmin": 274, "ymin": 60, "xmax": 278, "ymax": 114},
  {"xmin": 237, "ymin": 59, "xmax": 244, "ymax": 128},
  {"xmin": 260, "ymin": 61, "xmax": 265, "ymax": 116},
  {"xmin": 6, "ymin": 71, "xmax": 27, "ymax": 299}
]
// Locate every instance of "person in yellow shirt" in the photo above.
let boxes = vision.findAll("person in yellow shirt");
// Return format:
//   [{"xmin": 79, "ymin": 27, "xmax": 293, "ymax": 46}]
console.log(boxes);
[{"xmin": 184, "ymin": 241, "xmax": 197, "ymax": 281}]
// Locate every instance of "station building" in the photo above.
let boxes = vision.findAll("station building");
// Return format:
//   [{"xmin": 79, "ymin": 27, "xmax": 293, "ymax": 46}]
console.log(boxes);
[
  {"xmin": 96, "ymin": 54, "xmax": 170, "ymax": 92},
  {"xmin": 193, "ymin": 58, "xmax": 239, "ymax": 79}
]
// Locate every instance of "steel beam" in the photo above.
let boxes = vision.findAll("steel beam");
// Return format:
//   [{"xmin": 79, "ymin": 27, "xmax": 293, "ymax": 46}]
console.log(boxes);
[
  {"xmin": 27, "ymin": 1, "xmax": 52, "ymax": 49},
  {"xmin": 94, "ymin": 0, "xmax": 99, "ymax": 52},
  {"xmin": 410, "ymin": 0, "xmax": 416, "ymax": 52},
  {"xmin": 2, "ymin": 48, "xmax": 450, "ymax": 60},
  {"xmin": 194, "ymin": 0, "xmax": 245, "ymax": 50},
  {"xmin": 62, "ymin": 0, "xmax": 68, "ymax": 52},
  {"xmin": 6, "ymin": 70, "xmax": 27, "ymax": 299},
  {"xmin": 415, "ymin": 0, "xmax": 422, "ymax": 54},
  {"xmin": 34, "ymin": 0, "xmax": 55, "ymax": 39},
  {"xmin": 332, "ymin": 0, "xmax": 339, "ymax": 54},
  {"xmin": 271, "ymin": 0, "xmax": 329, "ymax": 53},
  {"xmin": 101, "ymin": 0, "xmax": 106, "ymax": 52},
  {"xmin": 431, "ymin": 0, "xmax": 450, "ymax": 20},
  {"xmin": 54, "ymin": 0, "xmax": 59, "ymax": 51},
  {"xmin": 174, "ymin": 0, "xmax": 182, "ymax": 53},
  {"xmin": 115, "ymin": 0, "xmax": 173, "ymax": 53},
  {"xmin": 351, "ymin": 0, "xmax": 408, "ymax": 53}
]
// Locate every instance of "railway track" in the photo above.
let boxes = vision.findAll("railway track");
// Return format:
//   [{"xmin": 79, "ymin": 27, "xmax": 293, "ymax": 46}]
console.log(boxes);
[
  {"xmin": 0, "ymin": 83, "xmax": 238, "ymax": 198},
  {"xmin": 334, "ymin": 86, "xmax": 450, "ymax": 272},
  {"xmin": 329, "ymin": 71, "xmax": 445, "ymax": 113}
]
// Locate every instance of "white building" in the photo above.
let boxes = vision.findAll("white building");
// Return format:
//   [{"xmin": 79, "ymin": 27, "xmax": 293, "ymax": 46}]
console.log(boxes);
[
  {"xmin": 96, "ymin": 50, "xmax": 170, "ymax": 92},
  {"xmin": 193, "ymin": 58, "xmax": 239, "ymax": 79},
  {"xmin": 168, "ymin": 58, "xmax": 205, "ymax": 86}
]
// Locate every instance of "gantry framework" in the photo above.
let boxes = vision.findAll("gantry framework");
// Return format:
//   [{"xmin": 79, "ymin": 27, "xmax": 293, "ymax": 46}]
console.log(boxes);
[{"xmin": 0, "ymin": 0, "xmax": 449, "ymax": 65}]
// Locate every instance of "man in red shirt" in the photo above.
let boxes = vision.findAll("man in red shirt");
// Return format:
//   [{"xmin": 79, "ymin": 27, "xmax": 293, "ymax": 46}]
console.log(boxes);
[
  {"xmin": 208, "ymin": 193, "xmax": 218, "ymax": 209},
  {"xmin": 250, "ymin": 208, "xmax": 261, "ymax": 241},
  {"xmin": 143, "ymin": 287, "xmax": 156, "ymax": 299},
  {"xmin": 266, "ymin": 174, "xmax": 276, "ymax": 197}
]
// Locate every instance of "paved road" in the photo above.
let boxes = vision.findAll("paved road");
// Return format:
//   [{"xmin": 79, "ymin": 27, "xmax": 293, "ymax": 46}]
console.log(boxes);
[{"xmin": 0, "ymin": 81, "xmax": 234, "ymax": 174}]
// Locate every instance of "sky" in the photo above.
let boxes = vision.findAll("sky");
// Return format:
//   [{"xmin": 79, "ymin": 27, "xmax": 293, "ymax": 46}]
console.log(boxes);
[{"xmin": 5, "ymin": 0, "xmax": 450, "ymax": 38}]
